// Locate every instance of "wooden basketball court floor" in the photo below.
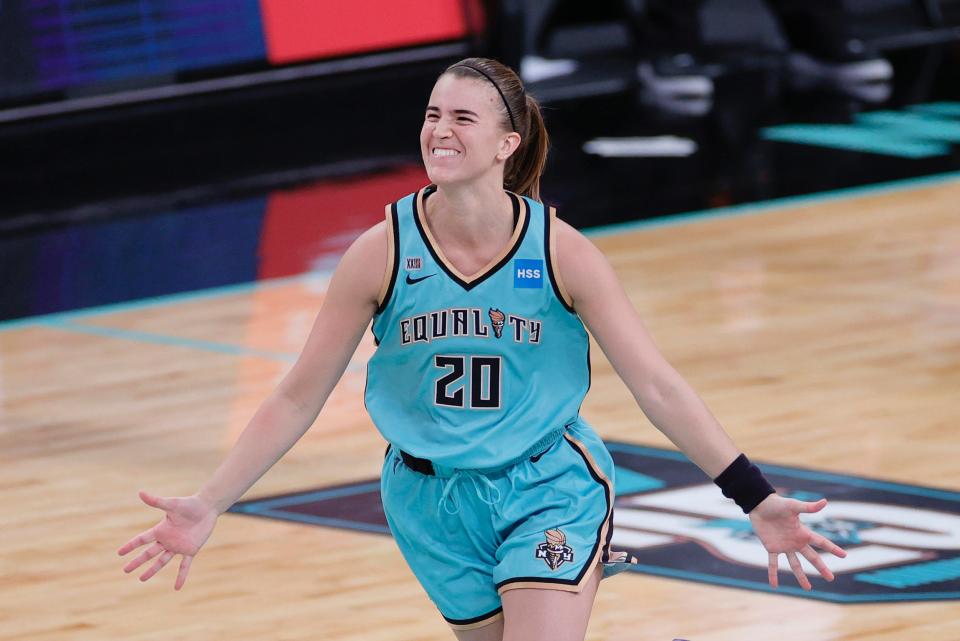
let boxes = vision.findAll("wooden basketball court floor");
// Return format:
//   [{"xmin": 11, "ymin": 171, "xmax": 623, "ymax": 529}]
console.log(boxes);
[{"xmin": 2, "ymin": 173, "xmax": 959, "ymax": 641}]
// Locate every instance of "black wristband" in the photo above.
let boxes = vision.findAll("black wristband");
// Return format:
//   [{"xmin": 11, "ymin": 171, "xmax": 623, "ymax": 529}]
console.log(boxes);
[{"xmin": 713, "ymin": 453, "xmax": 775, "ymax": 514}]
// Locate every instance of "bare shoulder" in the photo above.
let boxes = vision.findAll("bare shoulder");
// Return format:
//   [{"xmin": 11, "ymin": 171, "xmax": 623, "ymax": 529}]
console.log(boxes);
[
  {"xmin": 553, "ymin": 216, "xmax": 613, "ymax": 308},
  {"xmin": 353, "ymin": 220, "xmax": 387, "ymax": 256},
  {"xmin": 330, "ymin": 219, "xmax": 389, "ymax": 308},
  {"xmin": 554, "ymin": 216, "xmax": 597, "ymax": 257},
  {"xmin": 347, "ymin": 219, "xmax": 388, "ymax": 261}
]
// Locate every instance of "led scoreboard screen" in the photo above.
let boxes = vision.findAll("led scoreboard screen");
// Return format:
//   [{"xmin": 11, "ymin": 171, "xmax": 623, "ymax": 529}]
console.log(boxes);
[{"xmin": 0, "ymin": 0, "xmax": 477, "ymax": 111}]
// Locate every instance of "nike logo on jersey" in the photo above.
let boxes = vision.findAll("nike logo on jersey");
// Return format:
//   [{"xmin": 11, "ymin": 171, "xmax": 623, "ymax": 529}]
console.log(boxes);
[{"xmin": 406, "ymin": 273, "xmax": 437, "ymax": 285}]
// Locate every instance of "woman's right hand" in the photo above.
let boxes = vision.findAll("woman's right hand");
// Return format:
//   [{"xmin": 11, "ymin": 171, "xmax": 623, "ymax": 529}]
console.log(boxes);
[{"xmin": 117, "ymin": 490, "xmax": 219, "ymax": 590}]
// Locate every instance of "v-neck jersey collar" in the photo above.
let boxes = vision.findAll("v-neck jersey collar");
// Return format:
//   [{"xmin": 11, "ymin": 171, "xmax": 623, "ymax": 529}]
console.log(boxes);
[{"xmin": 413, "ymin": 184, "xmax": 530, "ymax": 291}]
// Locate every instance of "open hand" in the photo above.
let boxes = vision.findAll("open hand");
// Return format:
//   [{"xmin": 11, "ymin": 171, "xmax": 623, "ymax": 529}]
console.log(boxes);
[
  {"xmin": 749, "ymin": 494, "xmax": 847, "ymax": 590},
  {"xmin": 117, "ymin": 491, "xmax": 219, "ymax": 590}
]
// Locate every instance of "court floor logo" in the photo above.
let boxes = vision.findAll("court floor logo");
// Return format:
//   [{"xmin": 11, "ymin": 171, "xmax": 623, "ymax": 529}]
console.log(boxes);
[{"xmin": 230, "ymin": 441, "xmax": 960, "ymax": 603}]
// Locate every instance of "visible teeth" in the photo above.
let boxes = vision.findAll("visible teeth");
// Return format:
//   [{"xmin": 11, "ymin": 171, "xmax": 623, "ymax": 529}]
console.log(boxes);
[{"xmin": 433, "ymin": 149, "xmax": 460, "ymax": 157}]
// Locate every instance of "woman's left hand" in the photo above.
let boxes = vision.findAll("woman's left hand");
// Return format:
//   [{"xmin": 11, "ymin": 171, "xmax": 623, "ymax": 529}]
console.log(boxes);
[{"xmin": 749, "ymin": 494, "xmax": 848, "ymax": 590}]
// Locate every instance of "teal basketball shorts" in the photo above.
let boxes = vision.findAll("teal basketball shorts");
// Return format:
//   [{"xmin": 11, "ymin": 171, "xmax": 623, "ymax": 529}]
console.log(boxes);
[{"xmin": 379, "ymin": 417, "xmax": 636, "ymax": 631}]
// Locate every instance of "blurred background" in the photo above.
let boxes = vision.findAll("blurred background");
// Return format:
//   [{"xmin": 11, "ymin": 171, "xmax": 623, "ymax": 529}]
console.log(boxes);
[{"xmin": 2, "ymin": 0, "xmax": 959, "ymax": 323}]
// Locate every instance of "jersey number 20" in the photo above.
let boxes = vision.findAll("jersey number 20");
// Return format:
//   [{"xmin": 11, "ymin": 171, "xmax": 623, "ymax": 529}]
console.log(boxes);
[{"xmin": 434, "ymin": 355, "xmax": 501, "ymax": 409}]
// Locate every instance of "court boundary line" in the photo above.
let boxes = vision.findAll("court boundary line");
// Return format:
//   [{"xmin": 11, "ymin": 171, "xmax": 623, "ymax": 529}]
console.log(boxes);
[
  {"xmin": 3, "ymin": 169, "xmax": 959, "ymax": 336},
  {"xmin": 37, "ymin": 318, "xmax": 298, "ymax": 362},
  {"xmin": 582, "ymin": 169, "xmax": 960, "ymax": 238},
  {"xmin": 0, "ymin": 272, "xmax": 318, "ymax": 333}
]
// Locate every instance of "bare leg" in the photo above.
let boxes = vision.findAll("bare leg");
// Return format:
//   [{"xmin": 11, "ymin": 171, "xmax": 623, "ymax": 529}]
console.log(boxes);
[
  {"xmin": 500, "ymin": 563, "xmax": 603, "ymax": 641},
  {"xmin": 454, "ymin": 616, "xmax": 504, "ymax": 641}
]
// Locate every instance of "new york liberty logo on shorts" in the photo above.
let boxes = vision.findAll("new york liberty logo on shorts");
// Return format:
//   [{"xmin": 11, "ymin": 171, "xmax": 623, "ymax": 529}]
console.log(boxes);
[{"xmin": 535, "ymin": 528, "xmax": 574, "ymax": 570}]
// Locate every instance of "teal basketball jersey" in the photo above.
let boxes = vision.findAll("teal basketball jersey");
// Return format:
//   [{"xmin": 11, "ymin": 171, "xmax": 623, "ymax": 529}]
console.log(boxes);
[{"xmin": 364, "ymin": 184, "xmax": 591, "ymax": 469}]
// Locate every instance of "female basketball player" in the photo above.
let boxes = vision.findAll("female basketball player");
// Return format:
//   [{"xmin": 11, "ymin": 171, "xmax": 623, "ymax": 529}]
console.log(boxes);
[{"xmin": 118, "ymin": 58, "xmax": 846, "ymax": 641}]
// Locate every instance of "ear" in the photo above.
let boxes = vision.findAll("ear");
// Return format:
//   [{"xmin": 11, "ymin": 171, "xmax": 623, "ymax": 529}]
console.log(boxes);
[{"xmin": 497, "ymin": 132, "xmax": 522, "ymax": 161}]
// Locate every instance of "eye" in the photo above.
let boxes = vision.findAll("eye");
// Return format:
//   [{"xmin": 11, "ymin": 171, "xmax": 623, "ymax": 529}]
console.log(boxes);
[{"xmin": 424, "ymin": 113, "xmax": 474, "ymax": 122}]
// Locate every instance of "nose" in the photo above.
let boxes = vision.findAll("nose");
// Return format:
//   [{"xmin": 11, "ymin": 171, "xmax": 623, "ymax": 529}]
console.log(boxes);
[{"xmin": 433, "ymin": 117, "xmax": 453, "ymax": 138}]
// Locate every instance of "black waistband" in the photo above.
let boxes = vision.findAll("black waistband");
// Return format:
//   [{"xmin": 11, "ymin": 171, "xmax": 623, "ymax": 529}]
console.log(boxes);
[
  {"xmin": 397, "ymin": 444, "xmax": 552, "ymax": 477},
  {"xmin": 389, "ymin": 424, "xmax": 571, "ymax": 477},
  {"xmin": 400, "ymin": 450, "xmax": 435, "ymax": 475}
]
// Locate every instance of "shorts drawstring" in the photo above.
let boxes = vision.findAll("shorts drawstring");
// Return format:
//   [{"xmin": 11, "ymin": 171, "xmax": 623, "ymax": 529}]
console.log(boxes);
[{"xmin": 437, "ymin": 470, "xmax": 503, "ymax": 516}]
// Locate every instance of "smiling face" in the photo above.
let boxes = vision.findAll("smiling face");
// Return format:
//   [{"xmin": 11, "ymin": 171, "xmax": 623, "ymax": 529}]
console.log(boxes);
[{"xmin": 420, "ymin": 73, "xmax": 521, "ymax": 188}]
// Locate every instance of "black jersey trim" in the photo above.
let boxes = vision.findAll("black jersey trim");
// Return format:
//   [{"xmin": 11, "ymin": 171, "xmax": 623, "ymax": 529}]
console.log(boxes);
[
  {"xmin": 543, "ymin": 206, "xmax": 577, "ymax": 314},
  {"xmin": 443, "ymin": 606, "xmax": 504, "ymax": 628},
  {"xmin": 578, "ymin": 339, "xmax": 592, "ymax": 415},
  {"xmin": 375, "ymin": 201, "xmax": 401, "ymax": 315},
  {"xmin": 413, "ymin": 184, "xmax": 529, "ymax": 292},
  {"xmin": 362, "ymin": 360, "xmax": 371, "ymax": 415},
  {"xmin": 569, "ymin": 431, "xmax": 613, "ymax": 564}
]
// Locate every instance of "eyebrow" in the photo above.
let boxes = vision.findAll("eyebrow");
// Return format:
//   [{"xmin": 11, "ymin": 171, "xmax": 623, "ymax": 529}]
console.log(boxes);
[{"xmin": 426, "ymin": 106, "xmax": 479, "ymax": 118}]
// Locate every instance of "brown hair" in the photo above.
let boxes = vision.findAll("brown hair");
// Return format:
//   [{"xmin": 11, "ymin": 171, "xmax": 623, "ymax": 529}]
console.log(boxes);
[{"xmin": 442, "ymin": 57, "xmax": 549, "ymax": 202}]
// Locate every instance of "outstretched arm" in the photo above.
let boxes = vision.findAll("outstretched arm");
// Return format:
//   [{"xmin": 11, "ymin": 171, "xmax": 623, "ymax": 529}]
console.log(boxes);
[
  {"xmin": 554, "ymin": 217, "xmax": 846, "ymax": 589},
  {"xmin": 118, "ymin": 219, "xmax": 388, "ymax": 590},
  {"xmin": 196, "ymin": 220, "xmax": 387, "ymax": 513},
  {"xmin": 555, "ymin": 219, "xmax": 739, "ymax": 478}
]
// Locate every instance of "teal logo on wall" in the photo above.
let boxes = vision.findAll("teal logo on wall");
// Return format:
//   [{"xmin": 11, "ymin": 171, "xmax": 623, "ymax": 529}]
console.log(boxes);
[
  {"xmin": 231, "ymin": 442, "xmax": 960, "ymax": 602},
  {"xmin": 762, "ymin": 101, "xmax": 960, "ymax": 158}
]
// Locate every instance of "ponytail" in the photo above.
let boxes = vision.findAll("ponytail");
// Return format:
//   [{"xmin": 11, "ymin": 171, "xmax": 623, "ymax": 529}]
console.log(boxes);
[
  {"xmin": 443, "ymin": 58, "xmax": 550, "ymax": 202},
  {"xmin": 504, "ymin": 92, "xmax": 549, "ymax": 202}
]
